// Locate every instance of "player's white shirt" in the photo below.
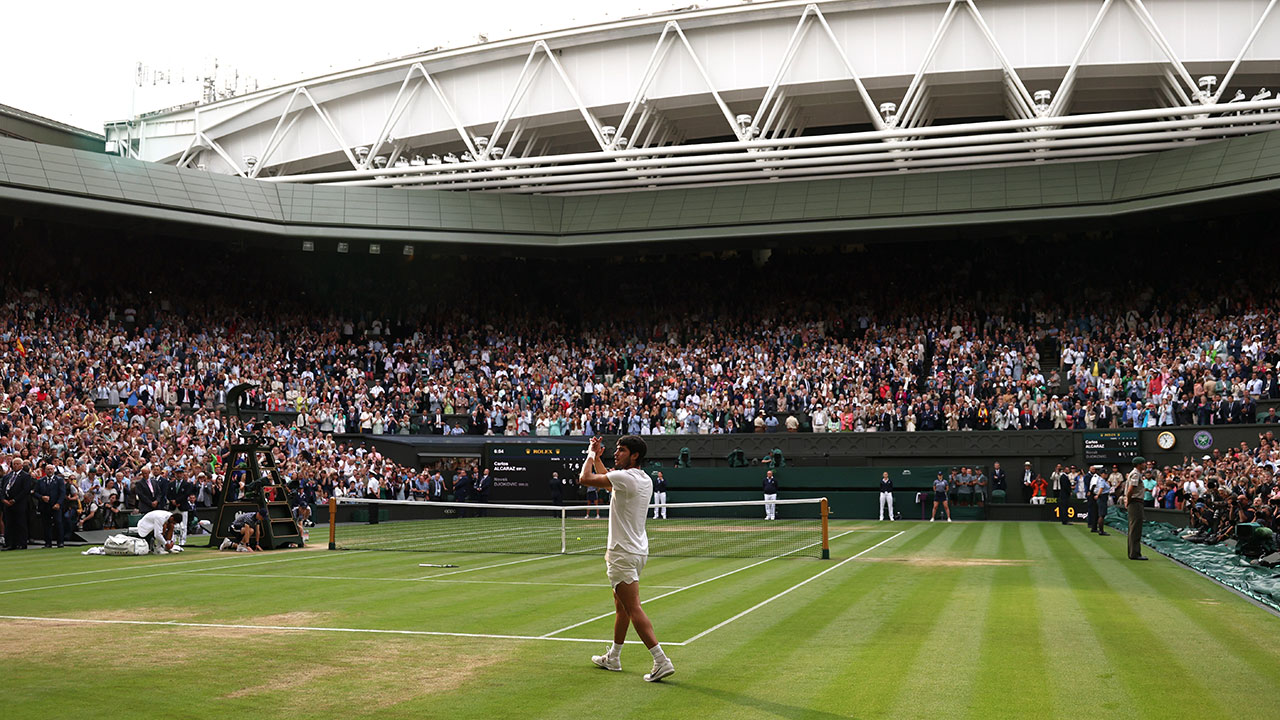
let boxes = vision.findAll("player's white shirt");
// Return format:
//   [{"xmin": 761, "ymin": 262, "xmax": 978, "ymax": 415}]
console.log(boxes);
[{"xmin": 606, "ymin": 467, "xmax": 653, "ymax": 556}]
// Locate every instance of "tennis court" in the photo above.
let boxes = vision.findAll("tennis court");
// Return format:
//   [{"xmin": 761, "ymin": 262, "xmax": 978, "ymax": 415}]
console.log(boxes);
[{"xmin": 2, "ymin": 521, "xmax": 1278, "ymax": 719}]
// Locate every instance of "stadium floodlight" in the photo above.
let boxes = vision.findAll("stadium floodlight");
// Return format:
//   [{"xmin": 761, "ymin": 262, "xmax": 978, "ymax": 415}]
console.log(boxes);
[
  {"xmin": 1198, "ymin": 75, "xmax": 1218, "ymax": 96},
  {"xmin": 490, "ymin": 147, "xmax": 504, "ymax": 159},
  {"xmin": 410, "ymin": 155, "xmax": 425, "ymax": 167},
  {"xmin": 427, "ymin": 154, "xmax": 442, "ymax": 165},
  {"xmin": 879, "ymin": 102, "xmax": 897, "ymax": 124},
  {"xmin": 461, "ymin": 152, "xmax": 475, "ymax": 162},
  {"xmin": 373, "ymin": 155, "xmax": 388, "ymax": 169},
  {"xmin": 243, "ymin": 155, "xmax": 258, "ymax": 171},
  {"xmin": 1253, "ymin": 88, "xmax": 1272, "ymax": 102},
  {"xmin": 1033, "ymin": 90, "xmax": 1052, "ymax": 114},
  {"xmin": 369, "ymin": 243, "xmax": 381, "ymax": 255},
  {"xmin": 614, "ymin": 136, "xmax": 628, "ymax": 149},
  {"xmin": 443, "ymin": 152, "xmax": 460, "ymax": 164},
  {"xmin": 196, "ymin": 164, "xmax": 206, "ymax": 171},
  {"xmin": 336, "ymin": 242, "xmax": 349, "ymax": 253},
  {"xmin": 394, "ymin": 158, "xmax": 409, "ymax": 168},
  {"xmin": 600, "ymin": 125, "xmax": 617, "ymax": 144},
  {"xmin": 403, "ymin": 245, "xmax": 414, "ymax": 257},
  {"xmin": 474, "ymin": 136, "xmax": 489, "ymax": 151},
  {"xmin": 301, "ymin": 241, "xmax": 315, "ymax": 252},
  {"xmin": 355, "ymin": 146, "xmax": 370, "ymax": 163},
  {"xmin": 1230, "ymin": 90, "xmax": 1247, "ymax": 102}
]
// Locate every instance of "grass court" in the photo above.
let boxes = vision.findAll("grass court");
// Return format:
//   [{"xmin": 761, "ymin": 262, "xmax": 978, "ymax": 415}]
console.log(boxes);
[{"xmin": 2, "ymin": 520, "xmax": 1278, "ymax": 719}]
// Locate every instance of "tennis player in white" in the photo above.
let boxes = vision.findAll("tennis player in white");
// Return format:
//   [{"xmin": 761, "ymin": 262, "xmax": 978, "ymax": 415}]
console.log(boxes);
[{"xmin": 579, "ymin": 435, "xmax": 675, "ymax": 682}]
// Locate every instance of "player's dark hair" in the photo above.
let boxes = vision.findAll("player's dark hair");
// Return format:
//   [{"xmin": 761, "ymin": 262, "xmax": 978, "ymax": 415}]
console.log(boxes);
[{"xmin": 618, "ymin": 435, "xmax": 647, "ymax": 466}]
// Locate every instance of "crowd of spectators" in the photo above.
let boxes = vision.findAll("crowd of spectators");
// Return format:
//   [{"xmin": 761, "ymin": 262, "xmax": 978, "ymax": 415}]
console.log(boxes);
[
  {"xmin": 3, "ymin": 230, "xmax": 1280, "ymax": 533},
  {"xmin": 1142, "ymin": 432, "xmax": 1280, "ymax": 540}
]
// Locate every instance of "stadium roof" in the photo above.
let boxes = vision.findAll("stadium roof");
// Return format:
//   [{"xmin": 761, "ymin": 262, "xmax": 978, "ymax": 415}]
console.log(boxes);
[
  {"xmin": 0, "ymin": 104, "xmax": 105, "ymax": 153},
  {"xmin": 3, "ymin": 130, "xmax": 1279, "ymax": 249}
]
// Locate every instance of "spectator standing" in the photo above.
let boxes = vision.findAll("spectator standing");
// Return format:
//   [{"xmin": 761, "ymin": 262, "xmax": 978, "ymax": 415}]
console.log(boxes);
[
  {"xmin": 2, "ymin": 459, "xmax": 33, "ymax": 550},
  {"xmin": 36, "ymin": 464, "xmax": 66, "ymax": 548},
  {"xmin": 991, "ymin": 462, "xmax": 1007, "ymax": 503},
  {"xmin": 1051, "ymin": 464, "xmax": 1072, "ymax": 525}
]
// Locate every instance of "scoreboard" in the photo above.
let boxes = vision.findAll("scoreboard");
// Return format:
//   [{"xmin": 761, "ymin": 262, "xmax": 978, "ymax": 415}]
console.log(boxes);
[
  {"xmin": 1083, "ymin": 430, "xmax": 1140, "ymax": 464},
  {"xmin": 483, "ymin": 442, "xmax": 589, "ymax": 503}
]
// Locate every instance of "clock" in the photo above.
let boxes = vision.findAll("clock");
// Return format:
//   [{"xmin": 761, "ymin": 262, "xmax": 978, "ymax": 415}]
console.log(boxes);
[{"xmin": 1156, "ymin": 431, "xmax": 1176, "ymax": 450}]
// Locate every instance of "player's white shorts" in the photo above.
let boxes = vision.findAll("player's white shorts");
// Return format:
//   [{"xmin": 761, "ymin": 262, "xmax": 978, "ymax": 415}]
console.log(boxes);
[{"xmin": 605, "ymin": 549, "xmax": 648, "ymax": 588}]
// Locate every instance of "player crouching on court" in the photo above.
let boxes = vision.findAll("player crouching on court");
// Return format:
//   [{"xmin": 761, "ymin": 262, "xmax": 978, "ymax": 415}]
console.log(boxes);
[
  {"xmin": 219, "ymin": 508, "xmax": 267, "ymax": 552},
  {"xmin": 579, "ymin": 435, "xmax": 675, "ymax": 682},
  {"xmin": 136, "ymin": 510, "xmax": 186, "ymax": 554}
]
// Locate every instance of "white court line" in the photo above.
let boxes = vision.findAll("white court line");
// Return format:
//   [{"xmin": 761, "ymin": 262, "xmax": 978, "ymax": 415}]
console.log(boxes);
[
  {"xmin": 681, "ymin": 529, "xmax": 906, "ymax": 645},
  {"xmin": 0, "ymin": 551, "xmax": 369, "ymax": 596},
  {"xmin": 412, "ymin": 545, "xmax": 607, "ymax": 580},
  {"xmin": 0, "ymin": 614, "xmax": 686, "ymax": 646},
  {"xmin": 0, "ymin": 554, "xmax": 279, "ymax": 584},
  {"xmin": 207, "ymin": 572, "xmax": 685, "ymax": 590},
  {"xmin": 539, "ymin": 530, "xmax": 857, "ymax": 638},
  {"xmin": 414, "ymin": 554, "xmax": 560, "ymax": 580}
]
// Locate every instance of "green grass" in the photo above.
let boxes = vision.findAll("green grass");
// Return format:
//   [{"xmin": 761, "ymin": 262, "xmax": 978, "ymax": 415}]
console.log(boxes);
[{"xmin": 2, "ymin": 521, "xmax": 1278, "ymax": 719}]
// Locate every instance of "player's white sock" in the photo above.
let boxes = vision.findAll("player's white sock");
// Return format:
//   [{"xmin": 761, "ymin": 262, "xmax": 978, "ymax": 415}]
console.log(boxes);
[
  {"xmin": 608, "ymin": 642, "xmax": 624, "ymax": 659},
  {"xmin": 648, "ymin": 644, "xmax": 667, "ymax": 662}
]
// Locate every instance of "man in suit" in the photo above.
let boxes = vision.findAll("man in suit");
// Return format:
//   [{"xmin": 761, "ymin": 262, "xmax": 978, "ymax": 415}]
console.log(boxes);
[
  {"xmin": 452, "ymin": 469, "xmax": 472, "ymax": 518},
  {"xmin": 550, "ymin": 472, "xmax": 565, "ymax": 506},
  {"xmin": 134, "ymin": 465, "xmax": 164, "ymax": 514},
  {"xmin": 36, "ymin": 463, "xmax": 67, "ymax": 548},
  {"xmin": 990, "ymin": 462, "xmax": 1007, "ymax": 503},
  {"xmin": 2, "ymin": 458, "xmax": 34, "ymax": 549},
  {"xmin": 473, "ymin": 468, "xmax": 492, "ymax": 517},
  {"xmin": 1051, "ymin": 463, "xmax": 1072, "ymax": 525}
]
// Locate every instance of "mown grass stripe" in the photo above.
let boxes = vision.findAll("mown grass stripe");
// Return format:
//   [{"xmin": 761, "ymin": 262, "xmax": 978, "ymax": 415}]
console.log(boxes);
[
  {"xmin": 887, "ymin": 523, "xmax": 1001, "ymax": 718},
  {"xmin": 811, "ymin": 523, "xmax": 986, "ymax": 714},
  {"xmin": 1057, "ymin": 526, "xmax": 1280, "ymax": 693},
  {"xmin": 958, "ymin": 523, "xmax": 1057, "ymax": 720},
  {"xmin": 1046, "ymin": 526, "xmax": 1232, "ymax": 719}
]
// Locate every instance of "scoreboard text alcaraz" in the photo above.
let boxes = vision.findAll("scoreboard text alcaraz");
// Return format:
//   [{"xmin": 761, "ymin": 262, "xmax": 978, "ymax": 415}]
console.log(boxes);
[{"xmin": 483, "ymin": 442, "xmax": 588, "ymax": 503}]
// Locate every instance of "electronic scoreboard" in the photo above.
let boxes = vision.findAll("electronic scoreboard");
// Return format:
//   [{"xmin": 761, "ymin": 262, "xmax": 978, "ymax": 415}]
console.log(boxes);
[
  {"xmin": 482, "ymin": 442, "xmax": 590, "ymax": 503},
  {"xmin": 1082, "ymin": 430, "xmax": 1140, "ymax": 464}
]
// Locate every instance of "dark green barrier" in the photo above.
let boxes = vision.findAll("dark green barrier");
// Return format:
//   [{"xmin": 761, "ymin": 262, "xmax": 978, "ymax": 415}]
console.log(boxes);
[{"xmin": 658, "ymin": 466, "xmax": 956, "ymax": 490}]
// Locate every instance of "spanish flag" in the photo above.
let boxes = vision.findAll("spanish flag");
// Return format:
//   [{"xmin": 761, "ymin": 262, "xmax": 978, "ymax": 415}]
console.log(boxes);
[{"xmin": 14, "ymin": 338, "xmax": 25, "ymax": 357}]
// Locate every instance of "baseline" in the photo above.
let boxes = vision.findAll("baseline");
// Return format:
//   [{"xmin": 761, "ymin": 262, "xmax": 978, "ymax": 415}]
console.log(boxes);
[{"xmin": 0, "ymin": 614, "xmax": 686, "ymax": 645}]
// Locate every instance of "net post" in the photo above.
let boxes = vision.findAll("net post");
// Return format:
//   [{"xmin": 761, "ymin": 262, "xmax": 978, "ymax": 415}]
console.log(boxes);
[
  {"xmin": 560, "ymin": 507, "xmax": 567, "ymax": 554},
  {"xmin": 328, "ymin": 496, "xmax": 337, "ymax": 550},
  {"xmin": 821, "ymin": 497, "xmax": 830, "ymax": 560}
]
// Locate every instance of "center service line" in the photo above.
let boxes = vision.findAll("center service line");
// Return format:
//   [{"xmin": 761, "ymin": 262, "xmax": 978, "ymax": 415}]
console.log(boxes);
[
  {"xmin": 539, "ymin": 530, "xmax": 858, "ymax": 639},
  {"xmin": 681, "ymin": 529, "xmax": 906, "ymax": 645}
]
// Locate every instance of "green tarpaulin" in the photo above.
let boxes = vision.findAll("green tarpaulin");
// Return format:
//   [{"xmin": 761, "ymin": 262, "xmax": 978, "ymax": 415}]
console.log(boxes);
[{"xmin": 1105, "ymin": 508, "xmax": 1280, "ymax": 613}]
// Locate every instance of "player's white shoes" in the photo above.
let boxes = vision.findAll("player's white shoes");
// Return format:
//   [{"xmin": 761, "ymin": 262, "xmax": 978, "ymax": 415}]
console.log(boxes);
[
  {"xmin": 592, "ymin": 652, "xmax": 622, "ymax": 671},
  {"xmin": 644, "ymin": 657, "xmax": 675, "ymax": 682},
  {"xmin": 219, "ymin": 538, "xmax": 234, "ymax": 551}
]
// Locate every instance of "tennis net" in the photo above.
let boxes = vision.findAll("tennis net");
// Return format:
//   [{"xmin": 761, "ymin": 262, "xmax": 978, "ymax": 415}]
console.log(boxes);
[{"xmin": 329, "ymin": 497, "xmax": 830, "ymax": 559}]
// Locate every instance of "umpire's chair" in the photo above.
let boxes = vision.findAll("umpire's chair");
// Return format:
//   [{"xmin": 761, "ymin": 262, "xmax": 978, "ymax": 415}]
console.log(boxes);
[{"xmin": 208, "ymin": 430, "xmax": 304, "ymax": 550}]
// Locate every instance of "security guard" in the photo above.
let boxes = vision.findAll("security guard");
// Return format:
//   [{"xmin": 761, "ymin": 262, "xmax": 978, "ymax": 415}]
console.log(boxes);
[
  {"xmin": 1123, "ymin": 456, "xmax": 1148, "ymax": 560},
  {"xmin": 1087, "ymin": 466, "xmax": 1111, "ymax": 536}
]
